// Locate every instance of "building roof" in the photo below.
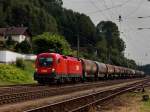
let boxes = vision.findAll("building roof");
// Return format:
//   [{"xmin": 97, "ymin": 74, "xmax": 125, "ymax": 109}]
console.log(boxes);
[{"xmin": 0, "ymin": 27, "xmax": 30, "ymax": 36}]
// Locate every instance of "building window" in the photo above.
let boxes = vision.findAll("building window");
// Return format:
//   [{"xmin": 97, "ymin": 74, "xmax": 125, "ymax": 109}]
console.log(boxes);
[
  {"xmin": 8, "ymin": 36, "xmax": 12, "ymax": 41},
  {"xmin": 4, "ymin": 36, "xmax": 7, "ymax": 39}
]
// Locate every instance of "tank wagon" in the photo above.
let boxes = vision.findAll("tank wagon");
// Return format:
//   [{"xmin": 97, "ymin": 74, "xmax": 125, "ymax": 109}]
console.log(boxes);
[
  {"xmin": 95, "ymin": 62, "xmax": 107, "ymax": 79},
  {"xmin": 81, "ymin": 59, "xmax": 97, "ymax": 80},
  {"xmin": 34, "ymin": 53, "xmax": 145, "ymax": 84}
]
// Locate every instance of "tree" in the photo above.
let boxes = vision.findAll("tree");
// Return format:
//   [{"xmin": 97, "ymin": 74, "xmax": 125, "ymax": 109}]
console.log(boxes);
[
  {"xmin": 15, "ymin": 40, "xmax": 32, "ymax": 54},
  {"xmin": 96, "ymin": 21, "xmax": 125, "ymax": 53},
  {"xmin": 33, "ymin": 32, "xmax": 73, "ymax": 55},
  {"xmin": 2, "ymin": 0, "xmax": 58, "ymax": 35},
  {"xmin": 0, "ymin": 5, "xmax": 6, "ymax": 27},
  {"xmin": 96, "ymin": 21, "xmax": 133, "ymax": 66},
  {"xmin": 77, "ymin": 14, "xmax": 97, "ymax": 47}
]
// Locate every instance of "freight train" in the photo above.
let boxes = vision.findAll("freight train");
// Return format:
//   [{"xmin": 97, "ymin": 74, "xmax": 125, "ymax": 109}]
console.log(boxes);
[{"xmin": 34, "ymin": 53, "xmax": 145, "ymax": 84}]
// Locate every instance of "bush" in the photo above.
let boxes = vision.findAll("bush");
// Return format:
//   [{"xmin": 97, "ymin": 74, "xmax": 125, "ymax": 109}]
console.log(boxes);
[
  {"xmin": 143, "ymin": 95, "xmax": 149, "ymax": 101},
  {"xmin": 15, "ymin": 40, "xmax": 32, "ymax": 54},
  {"xmin": 33, "ymin": 33, "xmax": 73, "ymax": 55},
  {"xmin": 16, "ymin": 58, "xmax": 25, "ymax": 70},
  {"xmin": 0, "ymin": 64, "xmax": 33, "ymax": 83},
  {"xmin": 4, "ymin": 39, "xmax": 18, "ymax": 51}
]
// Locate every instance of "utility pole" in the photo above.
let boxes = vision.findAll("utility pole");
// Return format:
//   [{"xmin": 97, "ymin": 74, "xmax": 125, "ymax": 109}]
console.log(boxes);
[
  {"xmin": 127, "ymin": 53, "xmax": 130, "ymax": 68},
  {"xmin": 77, "ymin": 34, "xmax": 80, "ymax": 58},
  {"xmin": 107, "ymin": 29, "xmax": 112, "ymax": 64}
]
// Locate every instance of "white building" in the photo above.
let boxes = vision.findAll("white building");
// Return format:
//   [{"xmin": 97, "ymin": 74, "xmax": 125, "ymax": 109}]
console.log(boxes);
[
  {"xmin": 0, "ymin": 50, "xmax": 36, "ymax": 63},
  {"xmin": 0, "ymin": 27, "xmax": 31, "ymax": 43}
]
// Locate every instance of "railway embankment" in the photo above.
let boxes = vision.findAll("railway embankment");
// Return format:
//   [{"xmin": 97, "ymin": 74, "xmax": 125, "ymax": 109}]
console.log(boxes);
[{"xmin": 0, "ymin": 60, "xmax": 35, "ymax": 85}]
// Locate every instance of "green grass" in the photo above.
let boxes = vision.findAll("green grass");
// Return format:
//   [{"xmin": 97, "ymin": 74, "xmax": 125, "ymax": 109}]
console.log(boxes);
[
  {"xmin": 24, "ymin": 60, "xmax": 35, "ymax": 76},
  {"xmin": 141, "ymin": 99, "xmax": 150, "ymax": 112},
  {"xmin": 121, "ymin": 90, "xmax": 150, "ymax": 112},
  {"xmin": 0, "ymin": 60, "xmax": 36, "ymax": 85},
  {"xmin": 139, "ymin": 89, "xmax": 150, "ymax": 112},
  {"xmin": 130, "ymin": 92, "xmax": 150, "ymax": 112}
]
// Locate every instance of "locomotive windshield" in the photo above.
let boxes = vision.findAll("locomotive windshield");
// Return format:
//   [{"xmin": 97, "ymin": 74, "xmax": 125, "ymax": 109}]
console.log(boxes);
[{"xmin": 39, "ymin": 57, "xmax": 53, "ymax": 67}]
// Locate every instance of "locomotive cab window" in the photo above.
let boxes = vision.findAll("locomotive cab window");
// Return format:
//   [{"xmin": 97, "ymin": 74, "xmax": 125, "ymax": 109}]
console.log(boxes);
[{"xmin": 39, "ymin": 57, "xmax": 53, "ymax": 67}]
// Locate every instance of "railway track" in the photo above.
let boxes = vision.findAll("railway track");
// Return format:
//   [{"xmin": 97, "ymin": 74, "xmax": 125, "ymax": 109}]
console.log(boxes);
[
  {"xmin": 0, "ymin": 78, "xmax": 146, "ymax": 106},
  {"xmin": 25, "ymin": 78, "xmax": 150, "ymax": 112},
  {"xmin": 0, "ymin": 78, "xmax": 144, "ymax": 95}
]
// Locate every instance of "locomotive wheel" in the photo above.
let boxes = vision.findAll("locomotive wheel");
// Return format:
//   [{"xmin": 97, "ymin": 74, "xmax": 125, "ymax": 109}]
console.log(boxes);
[
  {"xmin": 57, "ymin": 77, "xmax": 65, "ymax": 85},
  {"xmin": 37, "ymin": 80, "xmax": 45, "ymax": 85},
  {"xmin": 71, "ymin": 78, "xmax": 76, "ymax": 83}
]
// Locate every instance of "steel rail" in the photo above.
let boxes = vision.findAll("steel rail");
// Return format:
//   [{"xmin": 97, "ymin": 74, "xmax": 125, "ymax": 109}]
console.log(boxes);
[
  {"xmin": 24, "ymin": 78, "xmax": 150, "ymax": 112},
  {"xmin": 0, "ymin": 78, "xmax": 145, "ymax": 95},
  {"xmin": 0, "ymin": 78, "xmax": 146, "ymax": 106}
]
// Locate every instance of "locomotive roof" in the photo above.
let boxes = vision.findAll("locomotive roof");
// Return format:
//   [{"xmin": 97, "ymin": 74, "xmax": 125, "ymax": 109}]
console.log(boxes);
[{"xmin": 37, "ymin": 53, "xmax": 80, "ymax": 61}]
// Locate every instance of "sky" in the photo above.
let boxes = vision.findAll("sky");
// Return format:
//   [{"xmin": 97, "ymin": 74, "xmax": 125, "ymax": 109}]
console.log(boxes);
[{"xmin": 62, "ymin": 0, "xmax": 150, "ymax": 65}]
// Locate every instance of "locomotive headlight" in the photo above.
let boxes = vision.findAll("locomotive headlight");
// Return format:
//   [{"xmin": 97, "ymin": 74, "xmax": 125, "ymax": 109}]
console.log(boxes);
[
  {"xmin": 52, "ymin": 68, "xmax": 55, "ymax": 72},
  {"xmin": 35, "ymin": 68, "xmax": 38, "ymax": 72}
]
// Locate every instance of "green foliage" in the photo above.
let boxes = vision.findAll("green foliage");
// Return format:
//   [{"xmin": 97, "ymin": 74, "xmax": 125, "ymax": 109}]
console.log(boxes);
[
  {"xmin": 15, "ymin": 40, "xmax": 32, "ymax": 54},
  {"xmin": 4, "ymin": 37, "xmax": 18, "ymax": 51},
  {"xmin": 78, "ymin": 14, "xmax": 97, "ymax": 45},
  {"xmin": 139, "ymin": 64, "xmax": 150, "ymax": 75},
  {"xmin": 0, "ymin": 64, "xmax": 34, "ymax": 84},
  {"xmin": 0, "ymin": 0, "xmax": 58, "ymax": 35},
  {"xmin": 96, "ymin": 21, "xmax": 125, "ymax": 53},
  {"xmin": 0, "ymin": 5, "xmax": 6, "ymax": 27},
  {"xmin": 141, "ymin": 95, "xmax": 150, "ymax": 112},
  {"xmin": 16, "ymin": 58, "xmax": 25, "ymax": 70},
  {"xmin": 33, "ymin": 32, "xmax": 73, "ymax": 55},
  {"xmin": 95, "ymin": 21, "xmax": 136, "ymax": 68},
  {"xmin": 24, "ymin": 60, "xmax": 35, "ymax": 75}
]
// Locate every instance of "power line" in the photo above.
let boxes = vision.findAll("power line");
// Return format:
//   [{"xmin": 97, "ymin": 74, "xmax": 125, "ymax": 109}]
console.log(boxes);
[
  {"xmin": 101, "ymin": 0, "xmax": 114, "ymax": 20},
  {"xmin": 121, "ymin": 21, "xmax": 150, "ymax": 63},
  {"xmin": 122, "ymin": 22, "xmax": 143, "ymax": 46},
  {"xmin": 118, "ymin": 18, "xmax": 142, "ymax": 57},
  {"xmin": 88, "ymin": 0, "xmax": 110, "ymax": 20},
  {"xmin": 110, "ymin": 0, "xmax": 119, "ymax": 16},
  {"xmin": 125, "ymin": 0, "xmax": 144, "ymax": 17},
  {"xmin": 87, "ymin": 0, "xmax": 132, "ymax": 15},
  {"xmin": 129, "ymin": 23, "xmax": 150, "ymax": 52}
]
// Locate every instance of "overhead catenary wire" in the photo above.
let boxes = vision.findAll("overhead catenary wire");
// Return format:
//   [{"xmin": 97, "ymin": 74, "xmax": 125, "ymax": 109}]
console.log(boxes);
[
  {"xmin": 87, "ymin": 0, "xmax": 133, "ymax": 15},
  {"xmin": 88, "ymin": 0, "xmax": 110, "ymax": 21},
  {"xmin": 124, "ymin": 21, "xmax": 150, "ymax": 48},
  {"xmin": 129, "ymin": 23, "xmax": 150, "ymax": 51},
  {"xmin": 101, "ymin": 0, "xmax": 114, "ymax": 19},
  {"xmin": 110, "ymin": 0, "xmax": 119, "ymax": 16},
  {"xmin": 127, "ymin": 25, "xmax": 150, "ymax": 62},
  {"xmin": 120, "ymin": 20, "xmax": 150, "ymax": 63},
  {"xmin": 125, "ymin": 0, "xmax": 144, "ymax": 18},
  {"xmin": 121, "ymin": 20, "xmax": 145, "ymax": 49},
  {"xmin": 116, "ymin": 0, "xmax": 149, "ymax": 51},
  {"xmin": 117, "ymin": 13, "xmax": 144, "ymax": 62}
]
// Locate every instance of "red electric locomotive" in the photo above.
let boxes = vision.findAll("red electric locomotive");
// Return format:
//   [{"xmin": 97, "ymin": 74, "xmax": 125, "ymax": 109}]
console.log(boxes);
[{"xmin": 34, "ymin": 53, "xmax": 82, "ymax": 84}]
